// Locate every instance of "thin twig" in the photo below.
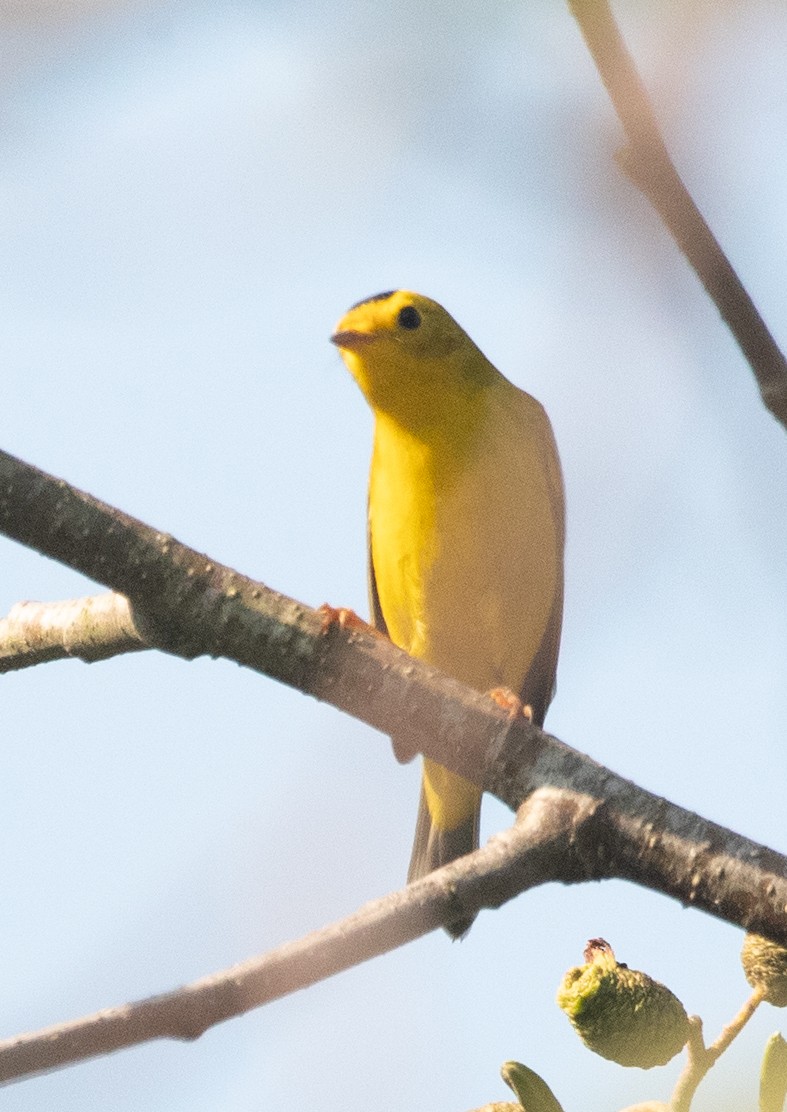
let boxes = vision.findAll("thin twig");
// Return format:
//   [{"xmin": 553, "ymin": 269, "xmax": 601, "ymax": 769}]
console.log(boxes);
[
  {"xmin": 707, "ymin": 987, "xmax": 764, "ymax": 1060},
  {"xmin": 670, "ymin": 991, "xmax": 764, "ymax": 1111},
  {"xmin": 568, "ymin": 0, "xmax": 787, "ymax": 429},
  {"xmin": 671, "ymin": 1018, "xmax": 708, "ymax": 1112},
  {"xmin": 0, "ymin": 594, "xmax": 145, "ymax": 671}
]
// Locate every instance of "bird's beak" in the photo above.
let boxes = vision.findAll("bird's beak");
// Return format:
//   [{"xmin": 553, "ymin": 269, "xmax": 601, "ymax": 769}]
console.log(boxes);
[{"xmin": 331, "ymin": 329, "xmax": 375, "ymax": 351}]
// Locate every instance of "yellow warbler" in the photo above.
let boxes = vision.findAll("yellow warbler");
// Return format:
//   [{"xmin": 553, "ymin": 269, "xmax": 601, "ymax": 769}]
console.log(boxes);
[{"xmin": 331, "ymin": 290, "xmax": 564, "ymax": 937}]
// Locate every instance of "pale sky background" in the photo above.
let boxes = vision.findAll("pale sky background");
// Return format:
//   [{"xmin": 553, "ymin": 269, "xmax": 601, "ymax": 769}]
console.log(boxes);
[{"xmin": 2, "ymin": 3, "xmax": 786, "ymax": 1111}]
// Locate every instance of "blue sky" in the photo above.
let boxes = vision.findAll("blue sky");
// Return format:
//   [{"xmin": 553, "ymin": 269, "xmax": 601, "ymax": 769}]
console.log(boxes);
[{"xmin": 2, "ymin": 3, "xmax": 787, "ymax": 1110}]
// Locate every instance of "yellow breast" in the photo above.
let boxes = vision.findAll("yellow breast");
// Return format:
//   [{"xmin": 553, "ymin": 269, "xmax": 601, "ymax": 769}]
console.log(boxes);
[{"xmin": 369, "ymin": 384, "xmax": 561, "ymax": 696}]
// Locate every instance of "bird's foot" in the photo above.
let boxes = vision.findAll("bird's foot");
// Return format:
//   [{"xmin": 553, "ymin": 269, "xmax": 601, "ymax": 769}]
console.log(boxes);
[
  {"xmin": 488, "ymin": 687, "xmax": 534, "ymax": 722},
  {"xmin": 318, "ymin": 603, "xmax": 384, "ymax": 637}
]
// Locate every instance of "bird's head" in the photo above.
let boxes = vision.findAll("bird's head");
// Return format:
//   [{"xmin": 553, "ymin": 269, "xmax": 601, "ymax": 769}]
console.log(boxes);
[{"xmin": 331, "ymin": 290, "xmax": 496, "ymax": 428}]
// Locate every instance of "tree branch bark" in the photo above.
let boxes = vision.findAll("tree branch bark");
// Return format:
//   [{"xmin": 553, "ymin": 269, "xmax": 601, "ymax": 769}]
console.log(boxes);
[
  {"xmin": 2, "ymin": 446, "xmax": 786, "ymax": 948},
  {"xmin": 568, "ymin": 0, "xmax": 787, "ymax": 430},
  {"xmin": 1, "ymin": 783, "xmax": 780, "ymax": 1086},
  {"xmin": 0, "ymin": 789, "xmax": 590, "ymax": 1084},
  {"xmin": 0, "ymin": 593, "xmax": 145, "ymax": 671}
]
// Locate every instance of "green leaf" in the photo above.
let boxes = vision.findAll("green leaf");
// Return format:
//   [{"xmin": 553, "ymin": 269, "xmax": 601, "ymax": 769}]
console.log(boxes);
[
  {"xmin": 500, "ymin": 1062, "xmax": 564, "ymax": 1112},
  {"xmin": 760, "ymin": 1032, "xmax": 787, "ymax": 1112}
]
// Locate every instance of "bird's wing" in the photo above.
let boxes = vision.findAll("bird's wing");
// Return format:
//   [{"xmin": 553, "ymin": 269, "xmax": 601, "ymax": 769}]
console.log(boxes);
[
  {"xmin": 518, "ymin": 579, "xmax": 563, "ymax": 727},
  {"xmin": 519, "ymin": 413, "xmax": 566, "ymax": 727},
  {"xmin": 368, "ymin": 507, "xmax": 424, "ymax": 764},
  {"xmin": 367, "ymin": 506, "xmax": 389, "ymax": 637}
]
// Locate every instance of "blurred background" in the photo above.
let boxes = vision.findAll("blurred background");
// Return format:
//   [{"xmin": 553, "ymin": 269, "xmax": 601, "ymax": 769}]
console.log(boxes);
[{"xmin": 2, "ymin": 2, "xmax": 786, "ymax": 1109}]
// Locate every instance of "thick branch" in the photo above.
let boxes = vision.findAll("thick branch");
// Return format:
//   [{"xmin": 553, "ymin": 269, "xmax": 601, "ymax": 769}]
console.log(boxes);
[
  {"xmin": 2, "ymin": 446, "xmax": 787, "ymax": 1082},
  {"xmin": 0, "ymin": 449, "xmax": 518, "ymax": 778},
  {"xmin": 2, "ymin": 447, "xmax": 787, "ymax": 945},
  {"xmin": 568, "ymin": 0, "xmax": 787, "ymax": 430},
  {"xmin": 487, "ymin": 731, "xmax": 787, "ymax": 945}
]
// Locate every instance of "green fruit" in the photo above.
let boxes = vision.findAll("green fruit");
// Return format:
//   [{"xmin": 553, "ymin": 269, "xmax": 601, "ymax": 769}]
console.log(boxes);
[
  {"xmin": 741, "ymin": 933, "xmax": 787, "ymax": 1007},
  {"xmin": 557, "ymin": 939, "xmax": 689, "ymax": 1069}
]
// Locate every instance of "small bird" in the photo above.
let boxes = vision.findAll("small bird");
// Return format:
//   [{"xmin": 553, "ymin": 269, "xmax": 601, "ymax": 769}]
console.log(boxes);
[{"xmin": 331, "ymin": 290, "xmax": 565, "ymax": 937}]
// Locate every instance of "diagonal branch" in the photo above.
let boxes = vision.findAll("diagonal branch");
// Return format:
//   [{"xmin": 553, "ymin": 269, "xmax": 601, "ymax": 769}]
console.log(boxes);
[
  {"xmin": 1, "ymin": 777, "xmax": 784, "ymax": 1085},
  {"xmin": 568, "ymin": 0, "xmax": 787, "ymax": 430},
  {"xmin": 2, "ymin": 446, "xmax": 786, "ymax": 945},
  {"xmin": 0, "ymin": 789, "xmax": 592, "ymax": 1084},
  {"xmin": 0, "ymin": 449, "xmax": 514, "ymax": 776}
]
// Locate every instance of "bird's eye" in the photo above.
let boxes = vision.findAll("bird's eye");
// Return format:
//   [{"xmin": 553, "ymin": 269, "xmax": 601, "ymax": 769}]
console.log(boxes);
[{"xmin": 397, "ymin": 306, "xmax": 421, "ymax": 330}]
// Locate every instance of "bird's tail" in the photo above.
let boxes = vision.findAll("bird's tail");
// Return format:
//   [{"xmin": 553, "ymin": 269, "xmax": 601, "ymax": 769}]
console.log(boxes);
[{"xmin": 407, "ymin": 771, "xmax": 481, "ymax": 940}]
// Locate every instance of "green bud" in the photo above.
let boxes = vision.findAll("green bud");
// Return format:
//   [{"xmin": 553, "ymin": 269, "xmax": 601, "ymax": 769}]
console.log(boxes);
[
  {"xmin": 741, "ymin": 933, "xmax": 787, "ymax": 1007},
  {"xmin": 556, "ymin": 939, "xmax": 689, "ymax": 1069},
  {"xmin": 760, "ymin": 1032, "xmax": 787, "ymax": 1112},
  {"xmin": 500, "ymin": 1061, "xmax": 564, "ymax": 1111}
]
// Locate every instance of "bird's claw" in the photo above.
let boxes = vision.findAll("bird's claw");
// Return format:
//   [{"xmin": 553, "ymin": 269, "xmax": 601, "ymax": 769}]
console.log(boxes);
[
  {"xmin": 489, "ymin": 687, "xmax": 534, "ymax": 722},
  {"xmin": 318, "ymin": 603, "xmax": 384, "ymax": 638}
]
